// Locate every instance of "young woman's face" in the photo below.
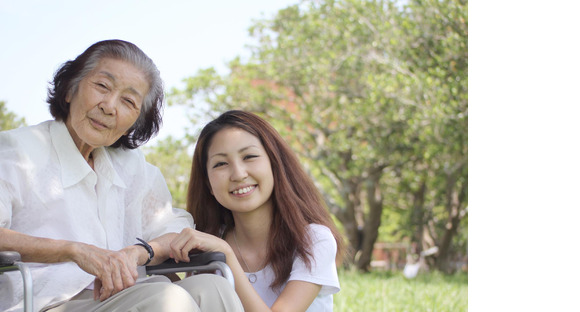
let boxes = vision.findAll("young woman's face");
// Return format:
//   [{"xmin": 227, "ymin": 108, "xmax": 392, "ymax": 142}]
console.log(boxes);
[
  {"xmin": 65, "ymin": 58, "xmax": 149, "ymax": 153},
  {"xmin": 206, "ymin": 127, "xmax": 274, "ymax": 215}
]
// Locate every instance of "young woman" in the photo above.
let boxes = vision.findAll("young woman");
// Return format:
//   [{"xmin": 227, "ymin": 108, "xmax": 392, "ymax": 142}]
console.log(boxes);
[{"xmin": 170, "ymin": 110, "xmax": 344, "ymax": 311}]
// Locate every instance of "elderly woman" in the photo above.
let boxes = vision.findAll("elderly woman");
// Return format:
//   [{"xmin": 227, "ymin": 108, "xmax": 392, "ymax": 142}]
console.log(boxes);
[{"xmin": 0, "ymin": 40, "xmax": 242, "ymax": 312}]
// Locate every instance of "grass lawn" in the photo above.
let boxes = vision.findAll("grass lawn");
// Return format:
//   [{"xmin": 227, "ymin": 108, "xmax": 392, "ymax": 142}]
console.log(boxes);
[{"xmin": 334, "ymin": 269, "xmax": 468, "ymax": 311}]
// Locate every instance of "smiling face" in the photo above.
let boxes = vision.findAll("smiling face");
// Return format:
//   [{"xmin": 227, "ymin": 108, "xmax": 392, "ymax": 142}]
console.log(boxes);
[
  {"xmin": 206, "ymin": 127, "xmax": 275, "ymax": 216},
  {"xmin": 65, "ymin": 57, "xmax": 149, "ymax": 157}
]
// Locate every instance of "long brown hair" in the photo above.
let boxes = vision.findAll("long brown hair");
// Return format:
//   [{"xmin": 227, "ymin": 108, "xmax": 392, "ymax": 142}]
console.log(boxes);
[{"xmin": 187, "ymin": 110, "xmax": 343, "ymax": 290}]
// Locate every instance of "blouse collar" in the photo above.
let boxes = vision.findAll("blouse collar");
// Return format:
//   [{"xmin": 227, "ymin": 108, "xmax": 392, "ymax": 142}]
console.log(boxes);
[{"xmin": 50, "ymin": 121, "xmax": 126, "ymax": 189}]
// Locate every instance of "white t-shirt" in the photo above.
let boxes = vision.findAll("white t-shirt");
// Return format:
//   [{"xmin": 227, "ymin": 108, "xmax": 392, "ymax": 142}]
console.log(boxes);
[
  {"xmin": 247, "ymin": 224, "xmax": 340, "ymax": 311},
  {"xmin": 0, "ymin": 121, "xmax": 193, "ymax": 312}
]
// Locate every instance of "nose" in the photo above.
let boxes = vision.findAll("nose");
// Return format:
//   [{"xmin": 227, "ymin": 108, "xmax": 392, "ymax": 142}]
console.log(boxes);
[
  {"xmin": 230, "ymin": 161, "xmax": 248, "ymax": 182},
  {"xmin": 98, "ymin": 93, "xmax": 117, "ymax": 115}
]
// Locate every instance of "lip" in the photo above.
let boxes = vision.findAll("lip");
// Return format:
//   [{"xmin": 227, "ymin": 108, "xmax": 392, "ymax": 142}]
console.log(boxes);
[
  {"xmin": 230, "ymin": 184, "xmax": 257, "ymax": 196},
  {"xmin": 89, "ymin": 117, "xmax": 110, "ymax": 130}
]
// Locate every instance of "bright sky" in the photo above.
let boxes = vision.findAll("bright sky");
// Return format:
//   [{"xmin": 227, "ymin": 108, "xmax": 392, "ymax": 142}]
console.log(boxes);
[{"xmin": 0, "ymin": 0, "xmax": 297, "ymax": 142}]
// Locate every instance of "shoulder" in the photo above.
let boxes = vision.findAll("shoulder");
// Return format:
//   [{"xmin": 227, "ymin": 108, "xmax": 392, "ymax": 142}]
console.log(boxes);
[
  {"xmin": 307, "ymin": 224, "xmax": 335, "ymax": 244},
  {"xmin": 0, "ymin": 121, "xmax": 52, "ymax": 165},
  {"xmin": 304, "ymin": 224, "xmax": 337, "ymax": 260},
  {"xmin": 106, "ymin": 146, "xmax": 155, "ymax": 174},
  {"xmin": 0, "ymin": 121, "xmax": 51, "ymax": 148},
  {"xmin": 105, "ymin": 146, "xmax": 164, "ymax": 184},
  {"xmin": 106, "ymin": 146, "xmax": 146, "ymax": 167}
]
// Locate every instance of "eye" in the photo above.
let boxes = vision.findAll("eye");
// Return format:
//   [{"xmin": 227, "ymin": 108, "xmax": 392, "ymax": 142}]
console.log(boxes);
[
  {"xmin": 212, "ymin": 161, "xmax": 227, "ymax": 169},
  {"xmin": 244, "ymin": 154, "xmax": 259, "ymax": 160},
  {"xmin": 95, "ymin": 82, "xmax": 109, "ymax": 90},
  {"xmin": 123, "ymin": 97, "xmax": 137, "ymax": 108}
]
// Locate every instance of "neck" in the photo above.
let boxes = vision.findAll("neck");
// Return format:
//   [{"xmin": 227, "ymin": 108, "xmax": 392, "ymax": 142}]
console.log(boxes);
[
  {"xmin": 64, "ymin": 119, "xmax": 95, "ymax": 164},
  {"xmin": 231, "ymin": 210, "xmax": 271, "ymax": 249},
  {"xmin": 232, "ymin": 222, "xmax": 269, "ymax": 250},
  {"xmin": 79, "ymin": 146, "xmax": 95, "ymax": 163},
  {"xmin": 87, "ymin": 152, "xmax": 94, "ymax": 170}
]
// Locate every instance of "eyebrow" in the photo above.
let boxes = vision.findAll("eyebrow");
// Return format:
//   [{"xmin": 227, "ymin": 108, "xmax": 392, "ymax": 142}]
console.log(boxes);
[
  {"xmin": 98, "ymin": 71, "xmax": 144, "ymax": 99},
  {"xmin": 209, "ymin": 145, "xmax": 260, "ymax": 160}
]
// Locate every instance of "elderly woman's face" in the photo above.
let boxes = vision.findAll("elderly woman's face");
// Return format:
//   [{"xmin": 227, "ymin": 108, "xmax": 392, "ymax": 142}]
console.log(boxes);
[{"xmin": 65, "ymin": 58, "xmax": 149, "ymax": 152}]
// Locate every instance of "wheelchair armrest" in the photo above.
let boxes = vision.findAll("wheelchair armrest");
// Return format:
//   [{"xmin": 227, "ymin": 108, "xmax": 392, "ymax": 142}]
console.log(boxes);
[
  {"xmin": 146, "ymin": 251, "xmax": 234, "ymax": 288},
  {"xmin": 146, "ymin": 251, "xmax": 226, "ymax": 274},
  {"xmin": 0, "ymin": 251, "xmax": 22, "ymax": 267},
  {"xmin": 0, "ymin": 251, "xmax": 34, "ymax": 311}
]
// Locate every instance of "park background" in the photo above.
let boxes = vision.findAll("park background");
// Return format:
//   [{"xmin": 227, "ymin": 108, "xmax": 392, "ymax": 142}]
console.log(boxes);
[{"xmin": 2, "ymin": 0, "xmax": 579, "ymax": 311}]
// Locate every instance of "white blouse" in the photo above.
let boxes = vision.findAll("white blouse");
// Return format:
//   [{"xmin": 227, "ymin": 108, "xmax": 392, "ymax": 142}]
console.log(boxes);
[
  {"xmin": 248, "ymin": 224, "xmax": 340, "ymax": 311},
  {"xmin": 0, "ymin": 121, "xmax": 193, "ymax": 312}
]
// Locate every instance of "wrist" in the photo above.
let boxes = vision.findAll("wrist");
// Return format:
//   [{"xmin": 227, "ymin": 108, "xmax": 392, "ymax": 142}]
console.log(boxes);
[
  {"xmin": 222, "ymin": 241, "xmax": 237, "ymax": 262},
  {"xmin": 134, "ymin": 238, "xmax": 154, "ymax": 266},
  {"xmin": 124, "ymin": 245, "xmax": 146, "ymax": 266},
  {"xmin": 64, "ymin": 241, "xmax": 83, "ymax": 263}
]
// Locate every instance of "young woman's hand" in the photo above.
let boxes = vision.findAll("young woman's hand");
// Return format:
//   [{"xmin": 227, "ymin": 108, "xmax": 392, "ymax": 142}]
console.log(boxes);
[{"xmin": 169, "ymin": 228, "xmax": 229, "ymax": 263}]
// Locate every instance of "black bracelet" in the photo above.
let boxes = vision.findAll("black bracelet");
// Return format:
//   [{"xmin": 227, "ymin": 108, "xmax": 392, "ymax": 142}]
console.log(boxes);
[{"xmin": 135, "ymin": 238, "xmax": 154, "ymax": 266}]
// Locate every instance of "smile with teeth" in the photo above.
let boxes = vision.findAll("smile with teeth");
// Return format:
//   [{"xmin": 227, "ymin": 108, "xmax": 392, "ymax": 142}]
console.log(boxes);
[{"xmin": 232, "ymin": 185, "xmax": 256, "ymax": 195}]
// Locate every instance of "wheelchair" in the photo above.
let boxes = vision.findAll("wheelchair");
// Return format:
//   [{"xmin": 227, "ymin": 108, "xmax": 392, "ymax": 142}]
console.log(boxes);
[{"xmin": 0, "ymin": 250, "xmax": 234, "ymax": 312}]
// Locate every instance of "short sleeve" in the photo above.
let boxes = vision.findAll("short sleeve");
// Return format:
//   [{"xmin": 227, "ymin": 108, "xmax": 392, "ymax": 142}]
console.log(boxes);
[{"xmin": 288, "ymin": 224, "xmax": 340, "ymax": 295}]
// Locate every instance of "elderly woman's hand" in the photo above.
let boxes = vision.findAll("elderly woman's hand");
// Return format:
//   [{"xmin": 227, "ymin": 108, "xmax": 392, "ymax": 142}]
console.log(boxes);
[{"xmin": 69, "ymin": 243, "xmax": 141, "ymax": 301}]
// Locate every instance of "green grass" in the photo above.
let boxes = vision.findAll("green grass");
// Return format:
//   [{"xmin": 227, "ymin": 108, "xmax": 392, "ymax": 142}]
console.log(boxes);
[{"xmin": 334, "ymin": 270, "xmax": 468, "ymax": 312}]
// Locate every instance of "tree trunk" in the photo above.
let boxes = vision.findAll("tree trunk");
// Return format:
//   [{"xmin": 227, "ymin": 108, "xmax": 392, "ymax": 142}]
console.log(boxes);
[
  {"xmin": 356, "ymin": 173, "xmax": 384, "ymax": 271},
  {"xmin": 333, "ymin": 179, "xmax": 362, "ymax": 267},
  {"xmin": 411, "ymin": 179, "xmax": 427, "ymax": 254},
  {"xmin": 436, "ymin": 166, "xmax": 467, "ymax": 272}
]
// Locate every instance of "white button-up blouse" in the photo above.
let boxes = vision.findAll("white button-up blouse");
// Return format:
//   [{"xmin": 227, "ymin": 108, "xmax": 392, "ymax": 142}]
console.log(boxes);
[{"xmin": 0, "ymin": 120, "xmax": 193, "ymax": 312}]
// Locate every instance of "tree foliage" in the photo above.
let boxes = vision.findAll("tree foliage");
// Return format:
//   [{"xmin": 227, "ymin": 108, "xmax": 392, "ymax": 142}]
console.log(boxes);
[
  {"xmin": 168, "ymin": 0, "xmax": 467, "ymax": 272},
  {"xmin": 143, "ymin": 136, "xmax": 192, "ymax": 209},
  {"xmin": 0, "ymin": 101, "xmax": 26, "ymax": 131}
]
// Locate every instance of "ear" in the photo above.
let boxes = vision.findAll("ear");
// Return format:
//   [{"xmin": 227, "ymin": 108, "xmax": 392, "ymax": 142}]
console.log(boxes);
[{"xmin": 65, "ymin": 90, "xmax": 72, "ymax": 103}]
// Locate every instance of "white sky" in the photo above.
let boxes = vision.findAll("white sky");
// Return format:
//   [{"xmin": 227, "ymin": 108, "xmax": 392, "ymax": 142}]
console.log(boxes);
[{"xmin": 0, "ymin": 0, "xmax": 297, "ymax": 142}]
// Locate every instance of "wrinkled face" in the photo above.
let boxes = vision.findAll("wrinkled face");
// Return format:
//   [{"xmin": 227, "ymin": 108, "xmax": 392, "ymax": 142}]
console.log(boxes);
[
  {"xmin": 65, "ymin": 58, "xmax": 149, "ymax": 152},
  {"xmin": 206, "ymin": 127, "xmax": 274, "ymax": 215}
]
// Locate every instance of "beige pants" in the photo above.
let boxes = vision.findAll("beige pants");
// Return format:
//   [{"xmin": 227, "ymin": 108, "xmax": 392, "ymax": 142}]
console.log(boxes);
[{"xmin": 45, "ymin": 274, "xmax": 243, "ymax": 312}]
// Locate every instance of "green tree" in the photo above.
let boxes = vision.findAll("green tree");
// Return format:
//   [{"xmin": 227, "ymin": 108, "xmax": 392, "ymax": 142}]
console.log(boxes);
[
  {"xmin": 143, "ymin": 136, "xmax": 192, "ymax": 209},
  {"xmin": 0, "ymin": 101, "xmax": 26, "ymax": 130},
  {"xmin": 388, "ymin": 0, "xmax": 468, "ymax": 272},
  {"xmin": 171, "ymin": 0, "xmax": 467, "ymax": 272}
]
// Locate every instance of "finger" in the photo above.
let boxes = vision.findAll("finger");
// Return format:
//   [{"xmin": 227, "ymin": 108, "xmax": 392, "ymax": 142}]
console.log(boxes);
[
  {"xmin": 98, "ymin": 269, "xmax": 115, "ymax": 301},
  {"xmin": 130, "ymin": 263, "xmax": 139, "ymax": 281},
  {"xmin": 120, "ymin": 261, "xmax": 138, "ymax": 287},
  {"xmin": 93, "ymin": 278, "xmax": 102, "ymax": 301},
  {"xmin": 170, "ymin": 238, "xmax": 190, "ymax": 262},
  {"xmin": 110, "ymin": 261, "xmax": 125, "ymax": 295},
  {"xmin": 99, "ymin": 274, "xmax": 114, "ymax": 301},
  {"xmin": 181, "ymin": 240, "xmax": 203, "ymax": 261}
]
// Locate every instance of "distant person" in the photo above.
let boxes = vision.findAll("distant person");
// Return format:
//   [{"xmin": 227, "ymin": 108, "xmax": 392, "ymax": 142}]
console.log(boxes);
[
  {"xmin": 170, "ymin": 110, "xmax": 344, "ymax": 311},
  {"xmin": 0, "ymin": 39, "xmax": 242, "ymax": 312}
]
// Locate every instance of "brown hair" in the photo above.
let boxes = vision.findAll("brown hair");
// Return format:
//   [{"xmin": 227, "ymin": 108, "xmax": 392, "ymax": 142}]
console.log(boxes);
[{"xmin": 187, "ymin": 110, "xmax": 343, "ymax": 290}]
